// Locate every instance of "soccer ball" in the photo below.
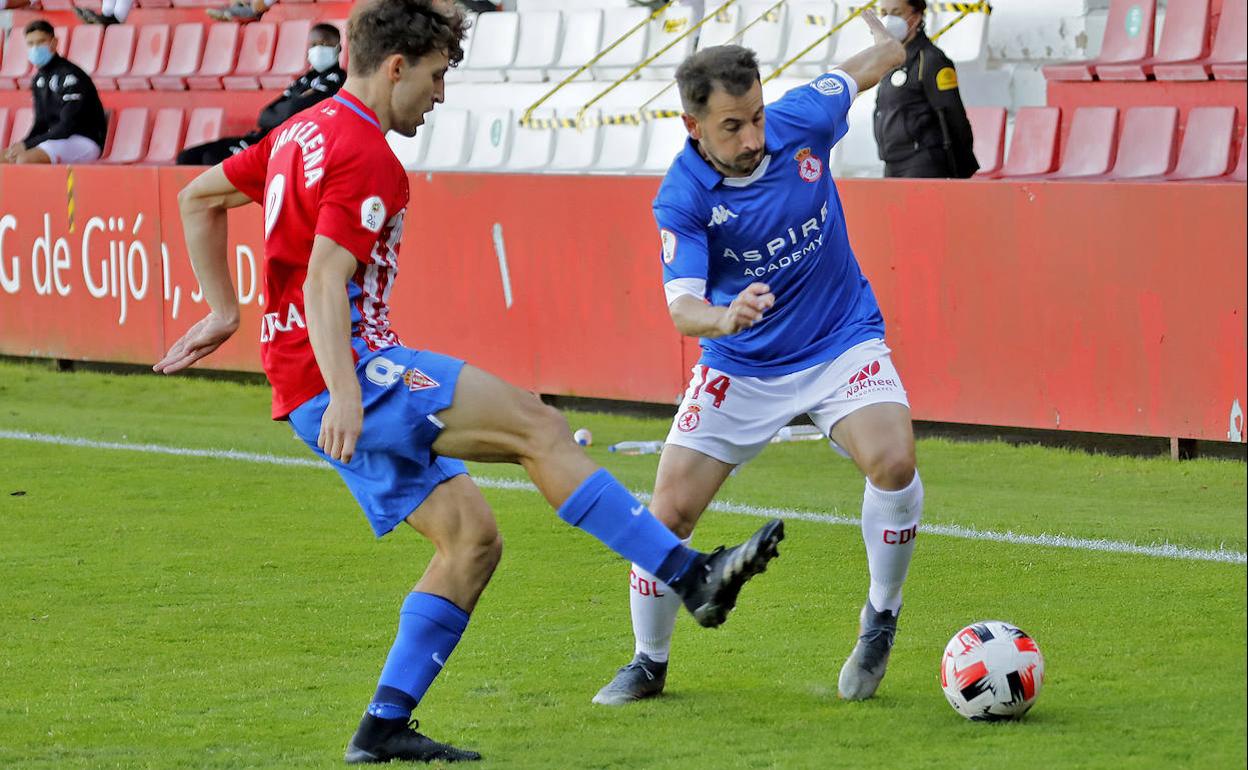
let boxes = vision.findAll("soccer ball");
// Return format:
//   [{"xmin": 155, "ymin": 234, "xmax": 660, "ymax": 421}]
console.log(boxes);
[{"xmin": 940, "ymin": 621, "xmax": 1045, "ymax": 721}]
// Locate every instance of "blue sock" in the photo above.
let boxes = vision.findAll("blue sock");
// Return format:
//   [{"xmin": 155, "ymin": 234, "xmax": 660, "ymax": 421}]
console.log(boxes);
[
  {"xmin": 557, "ymin": 469, "xmax": 697, "ymax": 584},
  {"xmin": 366, "ymin": 592, "xmax": 469, "ymax": 721}
]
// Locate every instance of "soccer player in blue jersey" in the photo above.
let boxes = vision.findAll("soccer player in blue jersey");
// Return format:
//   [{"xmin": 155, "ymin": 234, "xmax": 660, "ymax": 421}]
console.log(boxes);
[{"xmin": 594, "ymin": 12, "xmax": 919, "ymax": 706}]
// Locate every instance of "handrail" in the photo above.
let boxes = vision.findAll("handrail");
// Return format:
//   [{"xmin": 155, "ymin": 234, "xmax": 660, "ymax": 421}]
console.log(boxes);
[
  {"xmin": 930, "ymin": 1, "xmax": 992, "ymax": 42},
  {"xmin": 519, "ymin": 1, "xmax": 679, "ymax": 127},
  {"xmin": 762, "ymin": 0, "xmax": 877, "ymax": 84}
]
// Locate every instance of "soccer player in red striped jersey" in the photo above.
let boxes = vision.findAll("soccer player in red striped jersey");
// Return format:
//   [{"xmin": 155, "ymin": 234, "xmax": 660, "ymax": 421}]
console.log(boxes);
[{"xmin": 154, "ymin": 0, "xmax": 783, "ymax": 763}]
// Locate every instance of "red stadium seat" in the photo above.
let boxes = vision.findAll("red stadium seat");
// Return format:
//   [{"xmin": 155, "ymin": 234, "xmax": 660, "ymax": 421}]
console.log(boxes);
[
  {"xmin": 184, "ymin": 106, "xmax": 225, "ymax": 148},
  {"xmin": 0, "ymin": 107, "xmax": 10, "ymax": 148},
  {"xmin": 117, "ymin": 24, "xmax": 172, "ymax": 91},
  {"xmin": 1050, "ymin": 107, "xmax": 1119, "ymax": 178},
  {"xmin": 1157, "ymin": 0, "xmax": 1247, "ymax": 80},
  {"xmin": 172, "ymin": 0, "xmax": 220, "ymax": 7},
  {"xmin": 187, "ymin": 23, "xmax": 241, "ymax": 90},
  {"xmin": 1105, "ymin": 106, "xmax": 1178, "ymax": 178},
  {"xmin": 66, "ymin": 24, "xmax": 104, "ymax": 76},
  {"xmin": 999, "ymin": 107, "xmax": 1061, "ymax": 177},
  {"xmin": 144, "ymin": 107, "xmax": 186, "ymax": 164},
  {"xmin": 136, "ymin": 0, "xmax": 174, "ymax": 7},
  {"xmin": 967, "ymin": 106, "xmax": 1006, "ymax": 177},
  {"xmin": 1167, "ymin": 106, "xmax": 1237, "ymax": 179},
  {"xmin": 1043, "ymin": 0, "xmax": 1156, "ymax": 81},
  {"xmin": 1098, "ymin": 0, "xmax": 1210, "ymax": 80},
  {"xmin": 0, "ymin": 28, "xmax": 29, "ymax": 90},
  {"xmin": 223, "ymin": 22, "xmax": 277, "ymax": 90},
  {"xmin": 1229, "ymin": 135, "xmax": 1248, "ymax": 181},
  {"xmin": 10, "ymin": 107, "xmax": 34, "ymax": 147},
  {"xmin": 151, "ymin": 23, "xmax": 205, "ymax": 91},
  {"xmin": 94, "ymin": 24, "xmax": 137, "ymax": 91},
  {"xmin": 260, "ymin": 20, "xmax": 313, "ymax": 90},
  {"xmin": 102, "ymin": 108, "xmax": 152, "ymax": 164}
]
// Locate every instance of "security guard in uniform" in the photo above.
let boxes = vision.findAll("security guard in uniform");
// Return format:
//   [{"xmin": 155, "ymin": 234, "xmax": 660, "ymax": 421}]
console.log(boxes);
[{"xmin": 873, "ymin": 0, "xmax": 978, "ymax": 178}]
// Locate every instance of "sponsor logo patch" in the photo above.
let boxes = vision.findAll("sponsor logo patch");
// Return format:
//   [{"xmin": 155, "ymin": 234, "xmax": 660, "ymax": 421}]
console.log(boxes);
[{"xmin": 844, "ymin": 360, "xmax": 900, "ymax": 398}]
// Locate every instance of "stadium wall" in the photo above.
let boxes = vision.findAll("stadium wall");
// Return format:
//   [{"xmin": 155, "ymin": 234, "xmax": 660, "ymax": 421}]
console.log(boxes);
[{"xmin": 0, "ymin": 166, "xmax": 1244, "ymax": 443}]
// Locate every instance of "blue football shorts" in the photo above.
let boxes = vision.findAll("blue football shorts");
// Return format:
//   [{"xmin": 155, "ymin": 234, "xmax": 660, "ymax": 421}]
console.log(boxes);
[{"xmin": 288, "ymin": 345, "xmax": 469, "ymax": 537}]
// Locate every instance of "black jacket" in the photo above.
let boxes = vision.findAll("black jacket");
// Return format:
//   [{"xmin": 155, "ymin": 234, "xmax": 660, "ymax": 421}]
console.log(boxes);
[
  {"xmin": 873, "ymin": 30, "xmax": 978, "ymax": 178},
  {"xmin": 25, "ymin": 55, "xmax": 108, "ymax": 149},
  {"xmin": 254, "ymin": 64, "xmax": 346, "ymax": 137}
]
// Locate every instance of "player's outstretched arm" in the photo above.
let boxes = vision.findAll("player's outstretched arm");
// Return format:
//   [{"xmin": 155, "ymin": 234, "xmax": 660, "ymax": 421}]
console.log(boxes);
[
  {"xmin": 838, "ymin": 9, "xmax": 906, "ymax": 93},
  {"xmin": 669, "ymin": 283, "xmax": 775, "ymax": 339},
  {"xmin": 304, "ymin": 236, "xmax": 363, "ymax": 464},
  {"xmin": 153, "ymin": 165, "xmax": 253, "ymax": 375}
]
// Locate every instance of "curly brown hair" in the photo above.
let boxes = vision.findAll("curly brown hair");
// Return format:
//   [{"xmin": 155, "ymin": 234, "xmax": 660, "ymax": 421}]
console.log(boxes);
[{"xmin": 347, "ymin": 0, "xmax": 469, "ymax": 77}]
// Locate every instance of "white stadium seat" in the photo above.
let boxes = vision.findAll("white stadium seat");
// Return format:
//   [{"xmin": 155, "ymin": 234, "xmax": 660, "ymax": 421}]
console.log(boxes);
[
  {"xmin": 516, "ymin": 0, "xmax": 630, "ymax": 10},
  {"xmin": 594, "ymin": 118, "xmax": 649, "ymax": 172},
  {"xmin": 645, "ymin": 3, "xmax": 699, "ymax": 79},
  {"xmin": 830, "ymin": 2, "xmax": 877, "ymax": 64},
  {"xmin": 762, "ymin": 76, "xmax": 807, "ymax": 105},
  {"xmin": 741, "ymin": 1, "xmax": 789, "ymax": 67},
  {"xmin": 547, "ymin": 10, "xmax": 604, "ymax": 83},
  {"xmin": 594, "ymin": 7, "xmax": 652, "ymax": 81},
  {"xmin": 388, "ymin": 118, "xmax": 433, "ymax": 171},
  {"xmin": 830, "ymin": 85, "xmax": 882, "ymax": 177},
  {"xmin": 509, "ymin": 11, "xmax": 563, "ymax": 82},
  {"xmin": 696, "ymin": 2, "xmax": 743, "ymax": 50},
  {"xmin": 781, "ymin": 2, "xmax": 838, "ymax": 77},
  {"xmin": 419, "ymin": 108, "xmax": 473, "ymax": 170},
  {"xmin": 931, "ymin": 4, "xmax": 990, "ymax": 67},
  {"xmin": 639, "ymin": 116, "xmax": 689, "ymax": 174},
  {"xmin": 461, "ymin": 11, "xmax": 520, "ymax": 82},
  {"xmin": 446, "ymin": 13, "xmax": 478, "ymax": 83},
  {"xmin": 466, "ymin": 108, "xmax": 515, "ymax": 169},
  {"xmin": 505, "ymin": 111, "xmax": 557, "ymax": 171},
  {"xmin": 549, "ymin": 111, "xmax": 603, "ymax": 170}
]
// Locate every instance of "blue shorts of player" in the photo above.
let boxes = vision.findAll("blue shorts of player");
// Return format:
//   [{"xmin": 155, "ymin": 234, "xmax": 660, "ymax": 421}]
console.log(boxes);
[{"xmin": 288, "ymin": 344, "xmax": 468, "ymax": 537}]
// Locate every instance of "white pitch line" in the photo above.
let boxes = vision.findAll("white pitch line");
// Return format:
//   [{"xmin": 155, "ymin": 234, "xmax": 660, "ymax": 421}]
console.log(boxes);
[{"xmin": 2, "ymin": 429, "xmax": 1245, "ymax": 566}]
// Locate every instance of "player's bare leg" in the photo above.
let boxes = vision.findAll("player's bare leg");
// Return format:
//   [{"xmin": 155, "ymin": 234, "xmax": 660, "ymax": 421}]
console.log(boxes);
[
  {"xmin": 593, "ymin": 446, "xmax": 735, "ymax": 705},
  {"xmin": 830, "ymin": 402, "xmax": 921, "ymax": 700},
  {"xmin": 402, "ymin": 475, "xmax": 503, "ymax": 613},
  {"xmin": 432, "ymin": 364, "xmax": 784, "ymax": 629}
]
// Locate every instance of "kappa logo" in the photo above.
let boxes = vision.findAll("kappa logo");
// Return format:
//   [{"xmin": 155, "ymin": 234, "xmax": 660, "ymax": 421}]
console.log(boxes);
[
  {"xmin": 707, "ymin": 204, "xmax": 739, "ymax": 227},
  {"xmin": 848, "ymin": 360, "xmax": 881, "ymax": 385},
  {"xmin": 403, "ymin": 367, "xmax": 440, "ymax": 392},
  {"xmin": 795, "ymin": 147, "xmax": 823, "ymax": 183},
  {"xmin": 677, "ymin": 404, "xmax": 702, "ymax": 433}
]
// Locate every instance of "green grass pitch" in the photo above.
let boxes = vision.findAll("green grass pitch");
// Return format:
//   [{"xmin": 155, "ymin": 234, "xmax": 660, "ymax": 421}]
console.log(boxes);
[{"xmin": 1, "ymin": 360, "xmax": 1244, "ymax": 769}]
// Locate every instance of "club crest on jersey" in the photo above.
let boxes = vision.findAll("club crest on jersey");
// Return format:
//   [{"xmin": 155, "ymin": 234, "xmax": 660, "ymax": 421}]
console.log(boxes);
[
  {"xmin": 677, "ymin": 404, "xmax": 702, "ymax": 432},
  {"xmin": 403, "ymin": 367, "xmax": 440, "ymax": 391},
  {"xmin": 795, "ymin": 147, "xmax": 823, "ymax": 183},
  {"xmin": 361, "ymin": 196, "xmax": 386, "ymax": 233}
]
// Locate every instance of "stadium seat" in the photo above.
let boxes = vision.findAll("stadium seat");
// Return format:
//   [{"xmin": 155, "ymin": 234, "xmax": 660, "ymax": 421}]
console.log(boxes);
[
  {"xmin": 66, "ymin": 24, "xmax": 104, "ymax": 76},
  {"xmin": 151, "ymin": 23, "xmax": 205, "ymax": 91},
  {"xmin": 832, "ymin": 85, "xmax": 883, "ymax": 176},
  {"xmin": 465, "ymin": 108, "xmax": 514, "ymax": 169},
  {"xmin": 187, "ymin": 24, "xmax": 242, "ymax": 90},
  {"xmin": 1049, "ymin": 106, "xmax": 1118, "ymax": 178},
  {"xmin": 639, "ymin": 115, "xmax": 687, "ymax": 173},
  {"xmin": 143, "ymin": 107, "xmax": 185, "ymax": 164},
  {"xmin": 1166, "ymin": 106, "xmax": 1237, "ymax": 180},
  {"xmin": 548, "ymin": 10, "xmax": 604, "ymax": 83},
  {"xmin": 508, "ymin": 11, "xmax": 562, "ymax": 83},
  {"xmin": 10, "ymin": 107, "xmax": 33, "ymax": 147},
  {"xmin": 419, "ymin": 107, "xmax": 472, "ymax": 169},
  {"xmin": 116, "ymin": 24, "xmax": 171, "ymax": 91},
  {"xmin": 1229, "ymin": 136, "xmax": 1248, "ymax": 181},
  {"xmin": 0, "ymin": 28, "xmax": 30, "ymax": 90},
  {"xmin": 593, "ymin": 115, "xmax": 648, "ymax": 172},
  {"xmin": 1042, "ymin": 0, "xmax": 1156, "ymax": 81},
  {"xmin": 1156, "ymin": 0, "xmax": 1247, "ymax": 80},
  {"xmin": 94, "ymin": 24, "xmax": 137, "ymax": 92},
  {"xmin": 223, "ymin": 22, "xmax": 277, "ymax": 90},
  {"xmin": 1098, "ymin": 0, "xmax": 1210, "ymax": 80},
  {"xmin": 101, "ymin": 108, "xmax": 151, "ymax": 164},
  {"xmin": 258, "ymin": 20, "xmax": 314, "ymax": 90},
  {"xmin": 594, "ymin": 7, "xmax": 651, "ymax": 81},
  {"xmin": 461, "ymin": 11, "xmax": 519, "ymax": 82},
  {"xmin": 644, "ymin": 3, "xmax": 699, "ymax": 79},
  {"xmin": 504, "ymin": 113, "xmax": 557, "ymax": 170},
  {"xmin": 0, "ymin": 107, "xmax": 9, "ymax": 149},
  {"xmin": 1105, "ymin": 106, "xmax": 1177, "ymax": 178},
  {"xmin": 548, "ymin": 111, "xmax": 603, "ymax": 170},
  {"xmin": 779, "ymin": 2, "xmax": 837, "ymax": 77},
  {"xmin": 966, "ymin": 106, "xmax": 1006, "ymax": 177},
  {"xmin": 696, "ymin": 2, "xmax": 742, "ymax": 51},
  {"xmin": 741, "ymin": 1, "xmax": 788, "ymax": 69},
  {"xmin": 183, "ymin": 106, "xmax": 225, "ymax": 148},
  {"xmin": 445, "ymin": 12, "xmax": 477, "ymax": 83},
  {"xmin": 930, "ymin": 2, "xmax": 990, "ymax": 66},
  {"xmin": 999, "ymin": 106, "xmax": 1061, "ymax": 177},
  {"xmin": 387, "ymin": 122, "xmax": 432, "ymax": 171},
  {"xmin": 831, "ymin": 2, "xmax": 877, "ymax": 65}
]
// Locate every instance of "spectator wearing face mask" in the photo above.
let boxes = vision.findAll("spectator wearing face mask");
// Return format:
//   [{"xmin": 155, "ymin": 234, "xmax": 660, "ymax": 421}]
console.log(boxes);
[
  {"xmin": 873, "ymin": 0, "xmax": 977, "ymax": 178},
  {"xmin": 1, "ymin": 20, "xmax": 108, "ymax": 165},
  {"xmin": 177, "ymin": 23, "xmax": 346, "ymax": 166}
]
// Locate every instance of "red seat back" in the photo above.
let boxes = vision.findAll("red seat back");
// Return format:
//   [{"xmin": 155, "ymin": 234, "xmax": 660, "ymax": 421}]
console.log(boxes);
[
  {"xmin": 129, "ymin": 24, "xmax": 172, "ymax": 79},
  {"xmin": 66, "ymin": 24, "xmax": 104, "ymax": 75},
  {"xmin": 1108, "ymin": 106, "xmax": 1178, "ymax": 178},
  {"xmin": 1000, "ymin": 107, "xmax": 1060, "ymax": 177},
  {"xmin": 1211, "ymin": 0, "xmax": 1247, "ymax": 64},
  {"xmin": 0, "ymin": 107, "xmax": 10, "ymax": 148},
  {"xmin": 104, "ymin": 107, "xmax": 151, "ymax": 164},
  {"xmin": 11, "ymin": 107, "xmax": 34, "ymax": 144},
  {"xmin": 966, "ymin": 106, "xmax": 1006, "ymax": 176},
  {"xmin": 145, "ymin": 107, "xmax": 186, "ymax": 163},
  {"xmin": 96, "ymin": 24, "xmax": 137, "ymax": 83},
  {"xmin": 262, "ymin": 20, "xmax": 314, "ymax": 87},
  {"xmin": 162, "ymin": 23, "xmax": 205, "ymax": 78},
  {"xmin": 1, "ymin": 28, "xmax": 31, "ymax": 81},
  {"xmin": 184, "ymin": 107, "xmax": 225, "ymax": 147},
  {"xmin": 1169, "ymin": 106, "xmax": 1236, "ymax": 179},
  {"xmin": 1053, "ymin": 107, "xmax": 1119, "ymax": 178},
  {"xmin": 197, "ymin": 24, "xmax": 241, "ymax": 78},
  {"xmin": 1155, "ymin": 0, "xmax": 1211, "ymax": 63},
  {"xmin": 232, "ymin": 22, "xmax": 277, "ymax": 77},
  {"xmin": 1231, "ymin": 134, "xmax": 1248, "ymax": 181},
  {"xmin": 1100, "ymin": 0, "xmax": 1157, "ymax": 63}
]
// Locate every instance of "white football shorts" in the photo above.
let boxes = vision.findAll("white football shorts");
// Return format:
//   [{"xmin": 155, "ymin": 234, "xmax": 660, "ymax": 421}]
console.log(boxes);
[
  {"xmin": 35, "ymin": 135, "xmax": 102, "ymax": 165},
  {"xmin": 664, "ymin": 338, "xmax": 910, "ymax": 466}
]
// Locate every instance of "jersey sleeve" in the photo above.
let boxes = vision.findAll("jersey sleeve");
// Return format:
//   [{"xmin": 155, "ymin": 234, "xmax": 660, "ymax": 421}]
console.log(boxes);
[
  {"xmin": 771, "ymin": 70, "xmax": 859, "ymax": 147},
  {"xmin": 654, "ymin": 192, "xmax": 709, "ymax": 303},
  {"xmin": 314, "ymin": 144, "xmax": 395, "ymax": 264},
  {"xmin": 221, "ymin": 133, "xmax": 273, "ymax": 204}
]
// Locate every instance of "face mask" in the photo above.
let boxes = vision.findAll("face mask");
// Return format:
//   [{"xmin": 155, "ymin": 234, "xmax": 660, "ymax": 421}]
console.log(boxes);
[
  {"xmin": 27, "ymin": 44, "xmax": 54, "ymax": 69},
  {"xmin": 307, "ymin": 46, "xmax": 339, "ymax": 73},
  {"xmin": 883, "ymin": 14, "xmax": 911, "ymax": 42}
]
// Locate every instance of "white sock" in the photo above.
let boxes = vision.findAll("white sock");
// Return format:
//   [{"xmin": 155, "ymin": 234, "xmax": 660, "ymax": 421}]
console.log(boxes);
[
  {"xmin": 102, "ymin": 0, "xmax": 133, "ymax": 21},
  {"xmin": 860, "ymin": 470, "xmax": 923, "ymax": 614},
  {"xmin": 629, "ymin": 536, "xmax": 690, "ymax": 663}
]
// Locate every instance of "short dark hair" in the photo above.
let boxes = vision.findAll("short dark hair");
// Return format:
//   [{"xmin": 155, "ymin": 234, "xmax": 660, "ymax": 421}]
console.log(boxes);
[
  {"xmin": 24, "ymin": 20, "xmax": 55, "ymax": 37},
  {"xmin": 310, "ymin": 23, "xmax": 341, "ymax": 46},
  {"xmin": 907, "ymin": 0, "xmax": 928, "ymax": 12},
  {"xmin": 347, "ymin": 0, "xmax": 468, "ymax": 77},
  {"xmin": 675, "ymin": 46, "xmax": 760, "ymax": 116}
]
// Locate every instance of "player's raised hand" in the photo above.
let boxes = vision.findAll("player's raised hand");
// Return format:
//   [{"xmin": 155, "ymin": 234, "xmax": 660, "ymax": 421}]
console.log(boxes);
[
  {"xmin": 719, "ymin": 282, "xmax": 775, "ymax": 336},
  {"xmin": 861, "ymin": 9, "xmax": 892, "ymax": 46},
  {"xmin": 153, "ymin": 311, "xmax": 239, "ymax": 374},
  {"xmin": 319, "ymin": 395, "xmax": 363, "ymax": 464}
]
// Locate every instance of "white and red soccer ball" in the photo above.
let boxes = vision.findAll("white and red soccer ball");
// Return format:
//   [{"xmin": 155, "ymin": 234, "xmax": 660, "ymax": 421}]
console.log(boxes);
[{"xmin": 941, "ymin": 621, "xmax": 1045, "ymax": 721}]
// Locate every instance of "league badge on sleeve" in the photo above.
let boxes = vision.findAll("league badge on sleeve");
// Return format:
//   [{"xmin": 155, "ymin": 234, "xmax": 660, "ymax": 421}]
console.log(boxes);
[
  {"xmin": 810, "ymin": 74, "xmax": 844, "ymax": 97},
  {"xmin": 361, "ymin": 196, "xmax": 386, "ymax": 233},
  {"xmin": 795, "ymin": 147, "xmax": 823, "ymax": 183},
  {"xmin": 660, "ymin": 228, "xmax": 678, "ymax": 264}
]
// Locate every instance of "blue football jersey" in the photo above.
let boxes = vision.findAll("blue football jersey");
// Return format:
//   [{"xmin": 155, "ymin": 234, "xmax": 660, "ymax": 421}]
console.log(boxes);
[{"xmin": 654, "ymin": 71, "xmax": 885, "ymax": 377}]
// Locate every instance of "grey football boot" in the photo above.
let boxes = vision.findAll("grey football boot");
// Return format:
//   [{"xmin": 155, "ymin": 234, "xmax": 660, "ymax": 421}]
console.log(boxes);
[
  {"xmin": 592, "ymin": 653, "xmax": 668, "ymax": 706},
  {"xmin": 837, "ymin": 601, "xmax": 899, "ymax": 700}
]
